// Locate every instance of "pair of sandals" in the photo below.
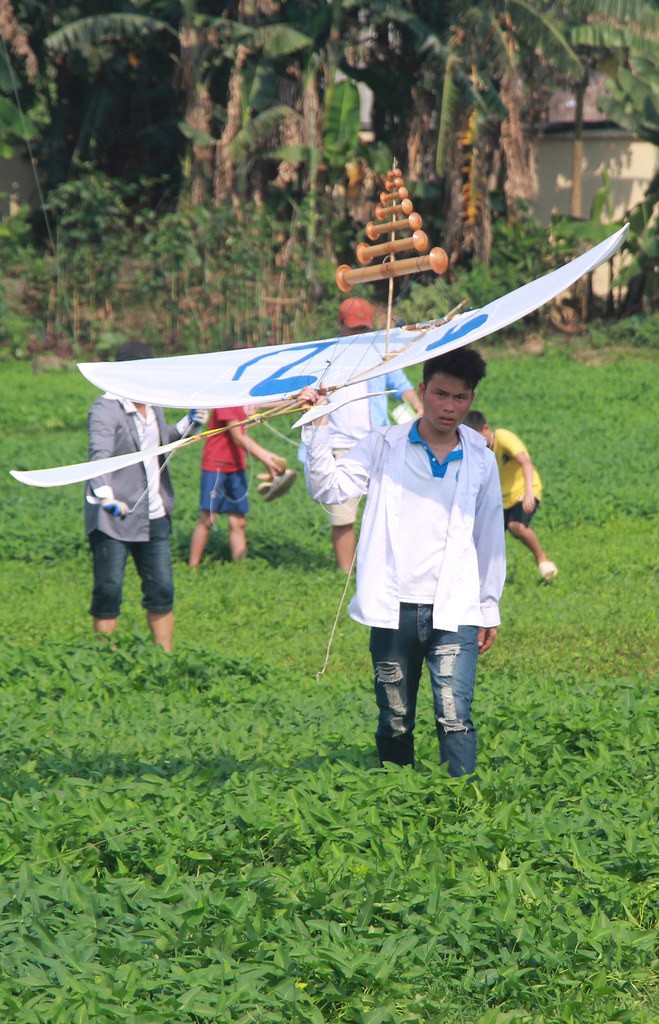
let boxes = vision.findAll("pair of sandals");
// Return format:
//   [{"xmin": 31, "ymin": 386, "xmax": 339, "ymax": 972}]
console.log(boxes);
[{"xmin": 256, "ymin": 462, "xmax": 298, "ymax": 502}]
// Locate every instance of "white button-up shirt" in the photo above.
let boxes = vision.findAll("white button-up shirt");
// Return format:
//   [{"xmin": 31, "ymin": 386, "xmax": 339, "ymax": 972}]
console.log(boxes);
[
  {"xmin": 302, "ymin": 420, "xmax": 506, "ymax": 631},
  {"xmin": 92, "ymin": 395, "xmax": 165, "ymax": 519}
]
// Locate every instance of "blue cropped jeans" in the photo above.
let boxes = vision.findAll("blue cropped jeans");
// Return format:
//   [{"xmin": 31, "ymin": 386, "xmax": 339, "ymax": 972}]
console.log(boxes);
[
  {"xmin": 369, "ymin": 604, "xmax": 479, "ymax": 777},
  {"xmin": 88, "ymin": 516, "xmax": 173, "ymax": 619}
]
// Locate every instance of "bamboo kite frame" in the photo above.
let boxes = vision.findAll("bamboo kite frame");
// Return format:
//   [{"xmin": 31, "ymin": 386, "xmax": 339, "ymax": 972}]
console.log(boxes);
[{"xmin": 335, "ymin": 163, "xmax": 449, "ymax": 353}]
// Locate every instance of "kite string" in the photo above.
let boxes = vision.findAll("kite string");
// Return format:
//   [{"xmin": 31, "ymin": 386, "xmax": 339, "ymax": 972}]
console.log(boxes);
[
  {"xmin": 0, "ymin": 32, "xmax": 76, "ymax": 342},
  {"xmin": 124, "ymin": 403, "xmax": 294, "ymax": 516},
  {"xmin": 314, "ymin": 432, "xmax": 387, "ymax": 682},
  {"xmin": 0, "ymin": 36, "xmax": 53, "ymax": 253},
  {"xmin": 126, "ymin": 415, "xmax": 198, "ymax": 515},
  {"xmin": 315, "ymin": 543, "xmax": 357, "ymax": 683},
  {"xmin": 261, "ymin": 419, "xmax": 300, "ymax": 449}
]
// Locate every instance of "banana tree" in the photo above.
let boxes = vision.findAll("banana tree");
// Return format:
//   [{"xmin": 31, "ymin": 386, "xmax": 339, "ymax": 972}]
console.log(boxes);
[
  {"xmin": 434, "ymin": 0, "xmax": 582, "ymax": 265},
  {"xmin": 544, "ymin": 0, "xmax": 659, "ymax": 219},
  {"xmin": 597, "ymin": 49, "xmax": 659, "ymax": 310},
  {"xmin": 0, "ymin": 3, "xmax": 42, "ymax": 161},
  {"xmin": 15, "ymin": 4, "xmax": 178, "ymax": 190}
]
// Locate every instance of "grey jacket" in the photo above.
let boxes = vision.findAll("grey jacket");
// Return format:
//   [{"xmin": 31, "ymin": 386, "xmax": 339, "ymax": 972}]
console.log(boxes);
[{"xmin": 84, "ymin": 396, "xmax": 183, "ymax": 541}]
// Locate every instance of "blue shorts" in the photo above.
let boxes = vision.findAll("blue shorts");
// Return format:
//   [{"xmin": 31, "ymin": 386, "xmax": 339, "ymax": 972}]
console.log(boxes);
[
  {"xmin": 89, "ymin": 516, "xmax": 173, "ymax": 618},
  {"xmin": 200, "ymin": 470, "xmax": 249, "ymax": 515}
]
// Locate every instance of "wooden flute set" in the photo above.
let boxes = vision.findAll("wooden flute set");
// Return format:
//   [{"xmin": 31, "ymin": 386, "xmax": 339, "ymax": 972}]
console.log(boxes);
[{"xmin": 335, "ymin": 167, "xmax": 449, "ymax": 293}]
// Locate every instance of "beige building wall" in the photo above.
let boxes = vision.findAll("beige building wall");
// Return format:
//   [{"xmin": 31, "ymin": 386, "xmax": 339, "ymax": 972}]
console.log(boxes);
[
  {"xmin": 534, "ymin": 131, "xmax": 657, "ymax": 297},
  {"xmin": 534, "ymin": 130, "xmax": 657, "ymax": 225}
]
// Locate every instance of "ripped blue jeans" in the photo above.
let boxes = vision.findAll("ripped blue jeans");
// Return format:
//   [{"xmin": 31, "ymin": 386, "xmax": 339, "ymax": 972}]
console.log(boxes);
[{"xmin": 369, "ymin": 604, "xmax": 479, "ymax": 777}]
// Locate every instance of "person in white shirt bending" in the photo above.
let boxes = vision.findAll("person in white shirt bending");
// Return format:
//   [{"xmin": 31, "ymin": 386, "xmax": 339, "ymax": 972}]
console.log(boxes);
[
  {"xmin": 299, "ymin": 347, "xmax": 505, "ymax": 777},
  {"xmin": 325, "ymin": 297, "xmax": 422, "ymax": 572}
]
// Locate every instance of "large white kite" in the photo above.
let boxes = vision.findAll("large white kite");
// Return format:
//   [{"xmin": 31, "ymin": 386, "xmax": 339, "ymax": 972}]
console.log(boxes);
[{"xmin": 11, "ymin": 224, "xmax": 628, "ymax": 488}]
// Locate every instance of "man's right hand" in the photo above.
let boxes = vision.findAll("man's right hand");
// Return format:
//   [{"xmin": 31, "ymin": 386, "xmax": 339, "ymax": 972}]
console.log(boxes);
[
  {"xmin": 101, "ymin": 497, "xmax": 130, "ymax": 519},
  {"xmin": 262, "ymin": 453, "xmax": 288, "ymax": 478},
  {"xmin": 299, "ymin": 385, "xmax": 328, "ymax": 409}
]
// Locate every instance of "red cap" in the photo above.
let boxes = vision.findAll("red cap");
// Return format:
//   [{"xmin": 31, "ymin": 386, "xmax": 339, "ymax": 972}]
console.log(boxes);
[{"xmin": 339, "ymin": 297, "xmax": 375, "ymax": 330}]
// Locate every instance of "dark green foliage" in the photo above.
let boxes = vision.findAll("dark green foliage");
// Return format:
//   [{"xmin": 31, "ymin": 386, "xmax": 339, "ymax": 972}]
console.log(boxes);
[
  {"xmin": 395, "ymin": 215, "xmax": 554, "ymax": 334},
  {"xmin": 2, "ymin": 0, "xmax": 657, "ymax": 337},
  {"xmin": 1, "ymin": 183, "xmax": 349, "ymax": 358},
  {"xmin": 0, "ymin": 354, "xmax": 657, "ymax": 1022},
  {"xmin": 588, "ymin": 314, "xmax": 659, "ymax": 350},
  {"xmin": 0, "ymin": 164, "xmax": 655, "ymax": 359}
]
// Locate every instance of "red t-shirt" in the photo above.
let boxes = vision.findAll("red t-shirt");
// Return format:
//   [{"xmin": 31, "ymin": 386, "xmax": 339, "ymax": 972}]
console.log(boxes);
[{"xmin": 201, "ymin": 407, "xmax": 247, "ymax": 473}]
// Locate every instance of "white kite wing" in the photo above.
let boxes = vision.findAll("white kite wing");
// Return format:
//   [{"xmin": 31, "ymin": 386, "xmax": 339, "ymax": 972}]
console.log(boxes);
[
  {"xmin": 349, "ymin": 224, "xmax": 630, "ymax": 384},
  {"xmin": 76, "ymin": 328, "xmax": 411, "ymax": 409},
  {"xmin": 10, "ymin": 225, "xmax": 629, "ymax": 489},
  {"xmin": 76, "ymin": 225, "xmax": 629, "ymax": 409},
  {"xmin": 292, "ymin": 390, "xmax": 394, "ymax": 429},
  {"xmin": 9, "ymin": 435, "xmax": 194, "ymax": 488}
]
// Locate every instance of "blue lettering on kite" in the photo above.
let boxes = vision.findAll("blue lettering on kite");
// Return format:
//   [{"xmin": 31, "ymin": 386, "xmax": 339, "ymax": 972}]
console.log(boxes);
[
  {"xmin": 232, "ymin": 341, "xmax": 336, "ymax": 397},
  {"xmin": 426, "ymin": 313, "xmax": 489, "ymax": 351}
]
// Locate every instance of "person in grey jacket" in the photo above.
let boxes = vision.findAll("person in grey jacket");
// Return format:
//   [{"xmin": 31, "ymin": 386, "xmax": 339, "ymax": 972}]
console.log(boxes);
[{"xmin": 85, "ymin": 341, "xmax": 204, "ymax": 651}]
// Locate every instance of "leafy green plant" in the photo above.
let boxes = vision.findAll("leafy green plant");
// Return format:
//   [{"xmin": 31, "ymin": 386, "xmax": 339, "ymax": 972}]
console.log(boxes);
[
  {"xmin": 588, "ymin": 312, "xmax": 659, "ymax": 349},
  {"xmin": 43, "ymin": 167, "xmax": 137, "ymax": 347},
  {"xmin": 0, "ymin": 283, "xmax": 40, "ymax": 356},
  {"xmin": 0, "ymin": 203, "xmax": 34, "ymax": 264},
  {"xmin": 0, "ymin": 354, "xmax": 657, "ymax": 1023},
  {"xmin": 0, "ymin": 207, "xmax": 49, "ymax": 357},
  {"xmin": 395, "ymin": 214, "xmax": 553, "ymax": 334}
]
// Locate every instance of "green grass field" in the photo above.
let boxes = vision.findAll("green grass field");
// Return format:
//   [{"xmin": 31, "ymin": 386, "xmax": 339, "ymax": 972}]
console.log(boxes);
[{"xmin": 0, "ymin": 349, "xmax": 657, "ymax": 1023}]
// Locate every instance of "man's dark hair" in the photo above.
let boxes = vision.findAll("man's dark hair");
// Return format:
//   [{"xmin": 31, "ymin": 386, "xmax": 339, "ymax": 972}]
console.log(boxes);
[
  {"xmin": 422, "ymin": 347, "xmax": 486, "ymax": 389},
  {"xmin": 116, "ymin": 340, "xmax": 154, "ymax": 362},
  {"xmin": 463, "ymin": 410, "xmax": 487, "ymax": 431}
]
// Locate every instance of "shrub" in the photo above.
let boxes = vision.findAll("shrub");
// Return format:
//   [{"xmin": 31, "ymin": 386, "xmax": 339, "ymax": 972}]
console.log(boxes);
[
  {"xmin": 395, "ymin": 215, "xmax": 553, "ymax": 334},
  {"xmin": 587, "ymin": 312, "xmax": 659, "ymax": 350}
]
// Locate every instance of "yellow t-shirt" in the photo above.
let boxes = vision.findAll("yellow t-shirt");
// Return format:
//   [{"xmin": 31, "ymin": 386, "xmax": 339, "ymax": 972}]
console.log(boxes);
[{"xmin": 492, "ymin": 428, "xmax": 542, "ymax": 509}]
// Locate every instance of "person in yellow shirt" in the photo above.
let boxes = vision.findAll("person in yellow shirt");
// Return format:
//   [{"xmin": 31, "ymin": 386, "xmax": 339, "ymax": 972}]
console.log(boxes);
[{"xmin": 464, "ymin": 411, "xmax": 558, "ymax": 581}]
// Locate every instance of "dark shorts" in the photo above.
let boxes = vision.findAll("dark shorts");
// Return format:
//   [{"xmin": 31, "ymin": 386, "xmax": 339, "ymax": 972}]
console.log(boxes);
[
  {"xmin": 504, "ymin": 499, "xmax": 540, "ymax": 529},
  {"xmin": 89, "ymin": 516, "xmax": 173, "ymax": 618},
  {"xmin": 199, "ymin": 469, "xmax": 249, "ymax": 515}
]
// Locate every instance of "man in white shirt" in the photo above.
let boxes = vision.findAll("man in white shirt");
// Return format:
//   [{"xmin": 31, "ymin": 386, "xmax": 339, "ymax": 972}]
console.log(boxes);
[{"xmin": 300, "ymin": 346, "xmax": 505, "ymax": 777}]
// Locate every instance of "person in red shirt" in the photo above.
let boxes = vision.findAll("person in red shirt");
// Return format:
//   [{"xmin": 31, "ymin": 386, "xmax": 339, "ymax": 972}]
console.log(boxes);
[{"xmin": 188, "ymin": 407, "xmax": 291, "ymax": 565}]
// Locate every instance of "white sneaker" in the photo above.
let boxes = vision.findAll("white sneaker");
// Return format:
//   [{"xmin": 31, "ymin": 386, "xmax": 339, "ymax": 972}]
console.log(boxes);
[{"xmin": 539, "ymin": 560, "xmax": 558, "ymax": 581}]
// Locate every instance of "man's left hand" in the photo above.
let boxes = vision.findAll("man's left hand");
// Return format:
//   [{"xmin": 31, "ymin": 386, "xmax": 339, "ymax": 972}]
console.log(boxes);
[{"xmin": 478, "ymin": 626, "xmax": 498, "ymax": 654}]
